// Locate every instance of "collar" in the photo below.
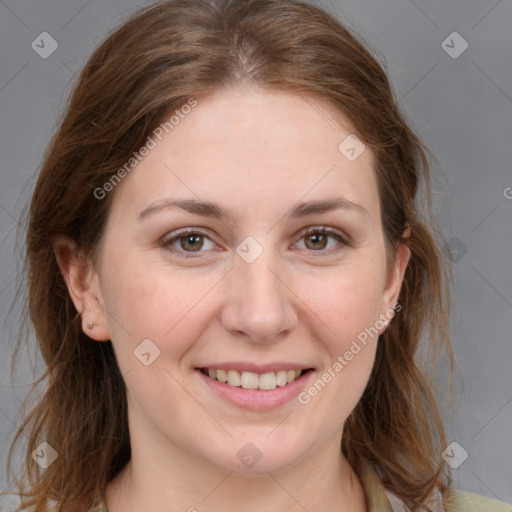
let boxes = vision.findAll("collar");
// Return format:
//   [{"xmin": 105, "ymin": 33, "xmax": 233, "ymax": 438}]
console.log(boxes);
[
  {"xmin": 357, "ymin": 460, "xmax": 394, "ymax": 512},
  {"xmin": 93, "ymin": 461, "xmax": 403, "ymax": 512}
]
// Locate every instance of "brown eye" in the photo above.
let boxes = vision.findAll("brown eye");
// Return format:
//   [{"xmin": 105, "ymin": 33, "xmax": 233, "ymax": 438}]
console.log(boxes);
[
  {"xmin": 179, "ymin": 234, "xmax": 204, "ymax": 252},
  {"xmin": 304, "ymin": 232, "xmax": 329, "ymax": 250},
  {"xmin": 161, "ymin": 229, "xmax": 216, "ymax": 256},
  {"xmin": 296, "ymin": 227, "xmax": 349, "ymax": 254}
]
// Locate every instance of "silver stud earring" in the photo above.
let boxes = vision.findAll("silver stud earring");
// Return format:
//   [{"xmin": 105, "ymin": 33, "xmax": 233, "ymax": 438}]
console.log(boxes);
[{"xmin": 87, "ymin": 321, "xmax": 94, "ymax": 329}]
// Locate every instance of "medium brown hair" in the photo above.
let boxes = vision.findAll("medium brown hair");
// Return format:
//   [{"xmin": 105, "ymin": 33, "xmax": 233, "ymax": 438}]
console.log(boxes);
[{"xmin": 9, "ymin": 0, "xmax": 456, "ymax": 510}]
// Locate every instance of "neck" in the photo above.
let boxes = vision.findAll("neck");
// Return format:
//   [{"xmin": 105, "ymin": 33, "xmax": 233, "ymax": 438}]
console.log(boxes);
[{"xmin": 105, "ymin": 435, "xmax": 367, "ymax": 512}]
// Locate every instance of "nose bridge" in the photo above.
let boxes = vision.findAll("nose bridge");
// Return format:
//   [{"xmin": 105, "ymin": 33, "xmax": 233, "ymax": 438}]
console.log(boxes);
[{"xmin": 221, "ymin": 245, "xmax": 296, "ymax": 342}]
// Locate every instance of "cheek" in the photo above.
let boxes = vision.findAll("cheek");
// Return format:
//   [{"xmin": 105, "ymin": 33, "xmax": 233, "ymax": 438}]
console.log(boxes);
[
  {"xmin": 296, "ymin": 262, "xmax": 386, "ymax": 343},
  {"xmin": 290, "ymin": 267, "xmax": 385, "ymax": 435},
  {"xmin": 100, "ymin": 233, "xmax": 388, "ymax": 370},
  {"xmin": 99, "ymin": 256, "xmax": 227, "ymax": 360}
]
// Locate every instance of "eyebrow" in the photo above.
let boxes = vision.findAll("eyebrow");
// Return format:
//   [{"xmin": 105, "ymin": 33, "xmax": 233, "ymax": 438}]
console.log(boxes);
[{"xmin": 137, "ymin": 196, "xmax": 369, "ymax": 222}]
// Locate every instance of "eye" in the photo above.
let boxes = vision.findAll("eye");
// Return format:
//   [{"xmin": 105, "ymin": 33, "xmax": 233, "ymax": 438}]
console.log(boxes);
[
  {"xmin": 294, "ymin": 226, "xmax": 349, "ymax": 254},
  {"xmin": 161, "ymin": 228, "xmax": 216, "ymax": 256},
  {"xmin": 160, "ymin": 226, "xmax": 350, "ymax": 258}
]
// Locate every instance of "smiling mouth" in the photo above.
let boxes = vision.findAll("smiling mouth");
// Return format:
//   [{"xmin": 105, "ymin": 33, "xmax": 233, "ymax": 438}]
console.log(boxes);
[{"xmin": 199, "ymin": 368, "xmax": 312, "ymax": 391}]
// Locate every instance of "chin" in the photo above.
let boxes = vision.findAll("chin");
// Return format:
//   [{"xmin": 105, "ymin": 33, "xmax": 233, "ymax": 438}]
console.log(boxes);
[{"xmin": 199, "ymin": 434, "xmax": 310, "ymax": 475}]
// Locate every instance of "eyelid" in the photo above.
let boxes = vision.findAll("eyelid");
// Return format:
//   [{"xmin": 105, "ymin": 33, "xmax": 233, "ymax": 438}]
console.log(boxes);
[
  {"xmin": 160, "ymin": 227, "xmax": 218, "ymax": 257},
  {"xmin": 294, "ymin": 225, "xmax": 351, "ymax": 252},
  {"xmin": 160, "ymin": 225, "xmax": 351, "ymax": 257}
]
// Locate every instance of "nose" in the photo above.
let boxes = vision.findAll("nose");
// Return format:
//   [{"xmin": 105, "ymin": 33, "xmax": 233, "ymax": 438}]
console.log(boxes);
[{"xmin": 220, "ymin": 251, "xmax": 298, "ymax": 345}]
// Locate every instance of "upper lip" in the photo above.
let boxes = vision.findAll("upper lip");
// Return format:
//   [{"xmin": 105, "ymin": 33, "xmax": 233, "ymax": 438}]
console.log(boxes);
[{"xmin": 196, "ymin": 362, "xmax": 313, "ymax": 373}]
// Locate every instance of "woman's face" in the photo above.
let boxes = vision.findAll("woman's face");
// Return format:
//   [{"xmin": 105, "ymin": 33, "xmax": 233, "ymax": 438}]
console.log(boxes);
[{"xmin": 80, "ymin": 85, "xmax": 409, "ymax": 475}]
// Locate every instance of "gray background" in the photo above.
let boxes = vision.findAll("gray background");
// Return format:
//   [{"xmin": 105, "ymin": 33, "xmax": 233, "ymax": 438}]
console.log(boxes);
[{"xmin": 1, "ymin": 0, "xmax": 511, "ymax": 507}]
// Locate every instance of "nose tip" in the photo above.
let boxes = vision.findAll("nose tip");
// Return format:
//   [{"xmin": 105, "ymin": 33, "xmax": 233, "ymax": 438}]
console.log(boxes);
[{"xmin": 220, "ymin": 258, "xmax": 297, "ymax": 344}]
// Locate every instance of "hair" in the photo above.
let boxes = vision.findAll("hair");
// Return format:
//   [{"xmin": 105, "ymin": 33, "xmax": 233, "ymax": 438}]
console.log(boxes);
[{"xmin": 7, "ymin": 0, "xmax": 458, "ymax": 510}]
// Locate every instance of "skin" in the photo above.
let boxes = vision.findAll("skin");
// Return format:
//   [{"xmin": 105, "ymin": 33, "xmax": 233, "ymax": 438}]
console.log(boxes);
[{"xmin": 55, "ymin": 85, "xmax": 410, "ymax": 512}]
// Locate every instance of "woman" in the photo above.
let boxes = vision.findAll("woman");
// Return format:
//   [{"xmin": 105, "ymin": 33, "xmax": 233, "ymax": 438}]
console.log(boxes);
[{"xmin": 7, "ymin": 0, "xmax": 510, "ymax": 510}]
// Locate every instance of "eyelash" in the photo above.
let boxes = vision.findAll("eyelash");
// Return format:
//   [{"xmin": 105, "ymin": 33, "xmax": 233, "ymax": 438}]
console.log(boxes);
[{"xmin": 160, "ymin": 226, "xmax": 351, "ymax": 258}]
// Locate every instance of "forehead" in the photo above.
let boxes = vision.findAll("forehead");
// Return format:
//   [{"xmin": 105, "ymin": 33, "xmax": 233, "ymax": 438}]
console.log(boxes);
[{"xmin": 107, "ymin": 85, "xmax": 380, "ymax": 225}]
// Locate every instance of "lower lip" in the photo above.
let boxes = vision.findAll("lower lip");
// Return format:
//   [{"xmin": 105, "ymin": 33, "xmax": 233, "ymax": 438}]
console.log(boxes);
[{"xmin": 196, "ymin": 369, "xmax": 314, "ymax": 411}]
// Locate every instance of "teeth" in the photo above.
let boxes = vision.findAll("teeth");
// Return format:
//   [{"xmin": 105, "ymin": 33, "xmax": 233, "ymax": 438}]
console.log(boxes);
[
  {"xmin": 227, "ymin": 370, "xmax": 241, "ymax": 387},
  {"xmin": 202, "ymin": 368, "xmax": 305, "ymax": 390},
  {"xmin": 217, "ymin": 369, "xmax": 228, "ymax": 383},
  {"xmin": 259, "ymin": 372, "xmax": 276, "ymax": 390},
  {"xmin": 276, "ymin": 370, "xmax": 287, "ymax": 387},
  {"xmin": 240, "ymin": 371, "xmax": 259, "ymax": 389}
]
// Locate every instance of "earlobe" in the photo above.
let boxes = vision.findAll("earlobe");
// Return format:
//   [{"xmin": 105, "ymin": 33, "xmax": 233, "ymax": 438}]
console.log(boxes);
[
  {"xmin": 380, "ymin": 229, "xmax": 412, "ymax": 330},
  {"xmin": 389, "ymin": 242, "xmax": 411, "ymax": 306},
  {"xmin": 53, "ymin": 236, "xmax": 110, "ymax": 342}
]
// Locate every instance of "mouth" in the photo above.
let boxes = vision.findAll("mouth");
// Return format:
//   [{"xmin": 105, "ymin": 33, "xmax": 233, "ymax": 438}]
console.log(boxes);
[
  {"xmin": 195, "ymin": 366, "xmax": 315, "ymax": 410},
  {"xmin": 199, "ymin": 367, "xmax": 309, "ymax": 391}
]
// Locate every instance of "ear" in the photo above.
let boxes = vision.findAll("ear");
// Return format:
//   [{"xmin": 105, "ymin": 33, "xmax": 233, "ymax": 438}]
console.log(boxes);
[
  {"xmin": 53, "ymin": 235, "xmax": 110, "ymax": 342},
  {"xmin": 379, "ymin": 225, "xmax": 411, "ymax": 330}
]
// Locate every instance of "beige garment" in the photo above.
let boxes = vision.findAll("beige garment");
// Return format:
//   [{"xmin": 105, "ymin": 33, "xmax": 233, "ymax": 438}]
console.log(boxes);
[{"xmin": 90, "ymin": 461, "xmax": 511, "ymax": 512}]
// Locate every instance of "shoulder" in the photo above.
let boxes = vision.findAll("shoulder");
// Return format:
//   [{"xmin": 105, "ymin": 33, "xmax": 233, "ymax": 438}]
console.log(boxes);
[
  {"xmin": 359, "ymin": 460, "xmax": 511, "ymax": 512},
  {"xmin": 382, "ymin": 482, "xmax": 511, "ymax": 512},
  {"xmin": 444, "ymin": 489, "xmax": 512, "ymax": 512}
]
